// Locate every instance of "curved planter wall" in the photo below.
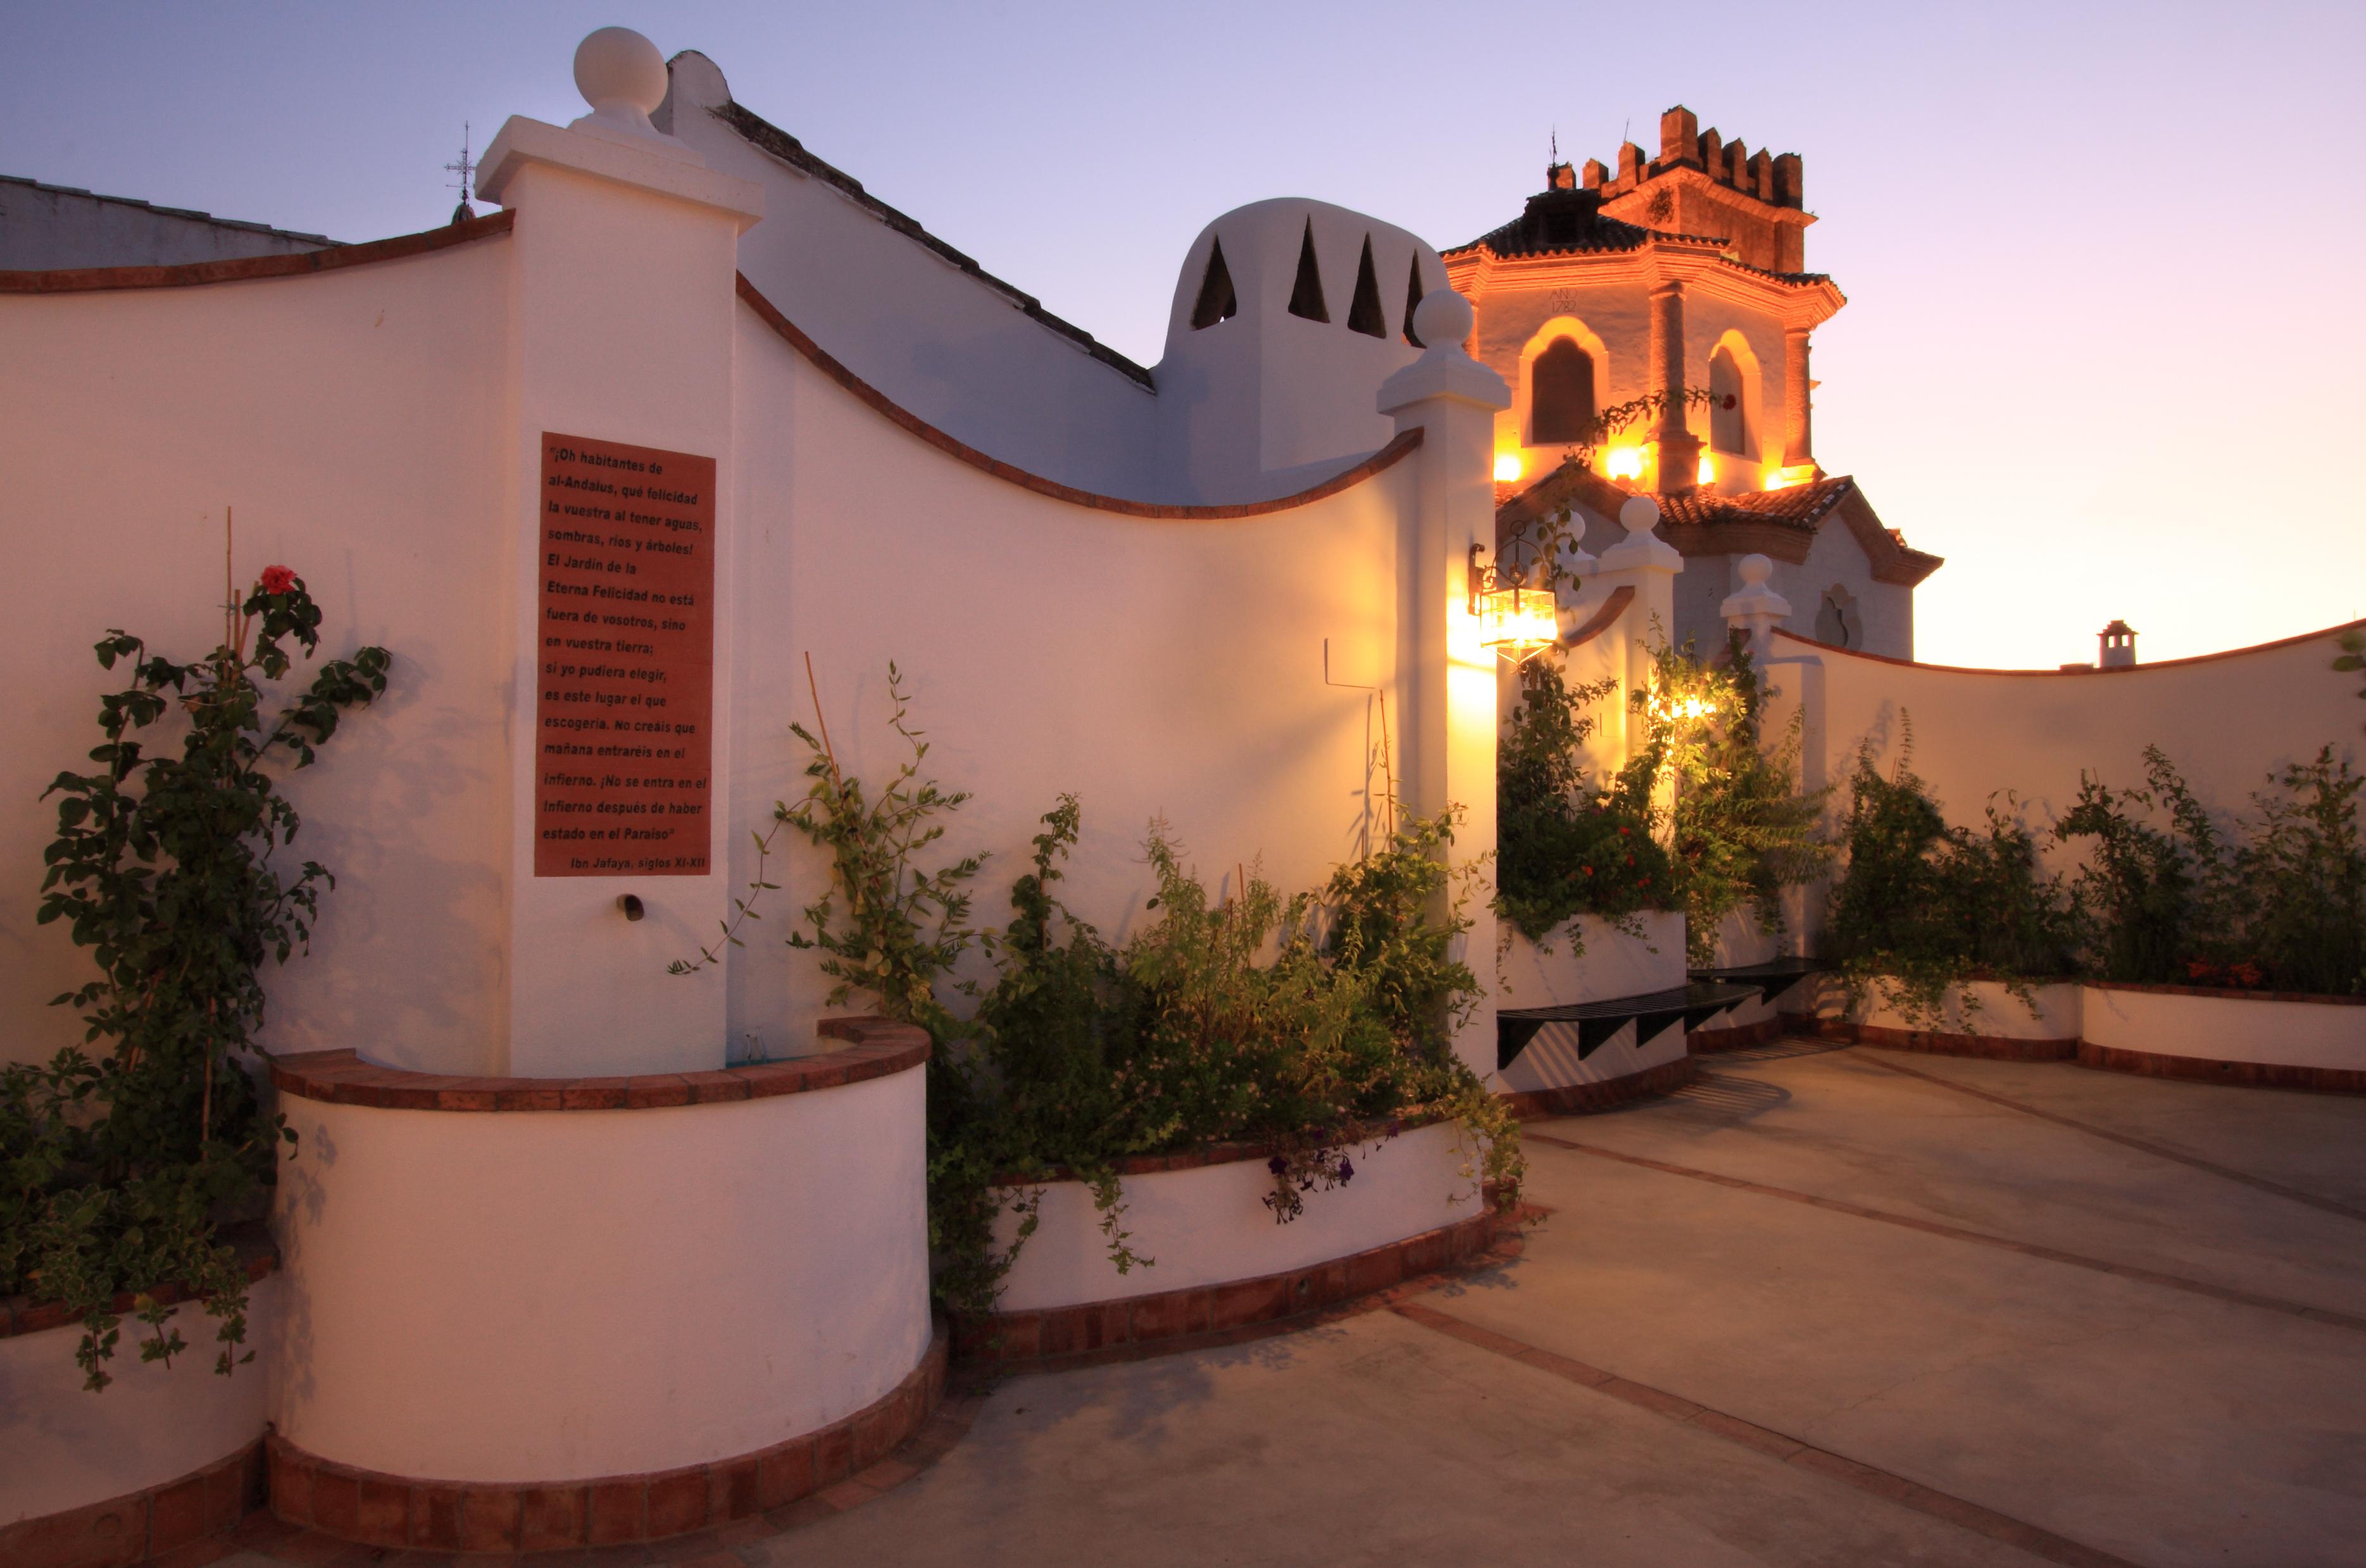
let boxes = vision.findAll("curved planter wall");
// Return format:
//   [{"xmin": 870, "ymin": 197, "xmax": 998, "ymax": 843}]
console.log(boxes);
[
  {"xmin": 267, "ymin": 1022, "xmax": 932, "ymax": 1515},
  {"xmin": 2080, "ymin": 983, "xmax": 2366, "ymax": 1092},
  {"xmin": 1843, "ymin": 980, "xmax": 2083, "ymax": 1059},
  {"xmin": 1496, "ymin": 911, "xmax": 1684, "ymax": 1010},
  {"xmin": 986, "ymin": 1120, "xmax": 1477, "ymax": 1324},
  {"xmin": 1, "ymin": 1283, "xmax": 277, "ymax": 1536}
]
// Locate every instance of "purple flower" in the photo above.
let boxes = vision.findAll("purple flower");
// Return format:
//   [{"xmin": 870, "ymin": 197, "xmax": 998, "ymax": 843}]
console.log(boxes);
[
  {"xmin": 1337, "ymin": 1157, "xmax": 1355, "ymax": 1183},
  {"xmin": 1268, "ymin": 1155, "xmax": 1289, "ymax": 1177}
]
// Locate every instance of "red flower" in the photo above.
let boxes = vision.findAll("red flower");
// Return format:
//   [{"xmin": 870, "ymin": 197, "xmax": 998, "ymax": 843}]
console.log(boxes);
[
  {"xmin": 1720, "ymin": 394, "xmax": 1737, "ymax": 410},
  {"xmin": 258, "ymin": 565, "xmax": 297, "ymax": 595}
]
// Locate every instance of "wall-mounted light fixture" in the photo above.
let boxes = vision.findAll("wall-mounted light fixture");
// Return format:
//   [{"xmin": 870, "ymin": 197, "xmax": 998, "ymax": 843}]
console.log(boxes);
[
  {"xmin": 1493, "ymin": 451, "xmax": 1524, "ymax": 483},
  {"xmin": 1468, "ymin": 542, "xmax": 1560, "ymax": 663}
]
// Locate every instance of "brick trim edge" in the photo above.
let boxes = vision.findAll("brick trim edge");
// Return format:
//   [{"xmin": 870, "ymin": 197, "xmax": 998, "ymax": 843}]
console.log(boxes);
[
  {"xmin": 1687, "ymin": 1016, "xmax": 1789, "ymax": 1054},
  {"xmin": 0, "ymin": 211, "xmax": 515, "ymax": 294},
  {"xmin": 2077, "ymin": 1042, "xmax": 2366, "ymax": 1097},
  {"xmin": 956, "ymin": 1209, "xmax": 1498, "ymax": 1364},
  {"xmin": 4, "ymin": 1224, "xmax": 277, "ymax": 1341},
  {"xmin": 2083, "ymin": 979, "xmax": 2366, "ymax": 1007},
  {"xmin": 735, "ymin": 271, "xmax": 1423, "ymax": 521},
  {"xmin": 0, "ymin": 1439, "xmax": 264, "ymax": 1568},
  {"xmin": 268, "ymin": 1016, "xmax": 928, "ymax": 1112},
  {"xmin": 1801, "ymin": 1017, "xmax": 2075, "ymax": 1061},
  {"xmin": 1496, "ymin": 1054, "xmax": 1699, "ymax": 1119},
  {"xmin": 264, "ymin": 1324, "xmax": 948, "ymax": 1551}
]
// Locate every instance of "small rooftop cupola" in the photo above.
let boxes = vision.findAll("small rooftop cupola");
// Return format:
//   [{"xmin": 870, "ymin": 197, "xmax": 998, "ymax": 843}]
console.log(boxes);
[
  {"xmin": 2100, "ymin": 620, "xmax": 2138, "ymax": 669},
  {"xmin": 1510, "ymin": 184, "xmax": 1608, "ymax": 251}
]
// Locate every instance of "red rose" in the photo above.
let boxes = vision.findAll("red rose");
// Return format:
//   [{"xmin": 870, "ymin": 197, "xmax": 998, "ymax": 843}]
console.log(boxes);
[{"xmin": 258, "ymin": 566, "xmax": 297, "ymax": 595}]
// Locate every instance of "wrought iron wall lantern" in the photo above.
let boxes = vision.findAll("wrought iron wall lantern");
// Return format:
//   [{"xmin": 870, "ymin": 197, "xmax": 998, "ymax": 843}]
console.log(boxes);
[{"xmin": 1468, "ymin": 541, "xmax": 1562, "ymax": 663}]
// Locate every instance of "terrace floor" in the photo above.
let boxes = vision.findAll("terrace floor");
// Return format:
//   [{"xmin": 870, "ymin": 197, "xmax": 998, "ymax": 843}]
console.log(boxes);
[{"xmin": 226, "ymin": 1038, "xmax": 2366, "ymax": 1567}]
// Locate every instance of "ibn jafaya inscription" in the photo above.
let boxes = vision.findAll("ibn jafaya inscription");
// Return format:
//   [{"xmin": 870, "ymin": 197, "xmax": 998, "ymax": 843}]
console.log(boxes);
[{"xmin": 534, "ymin": 433, "xmax": 716, "ymax": 877}]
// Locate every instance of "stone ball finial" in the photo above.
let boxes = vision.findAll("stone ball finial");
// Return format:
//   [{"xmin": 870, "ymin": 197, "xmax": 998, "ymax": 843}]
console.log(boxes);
[
  {"xmin": 1411, "ymin": 289, "xmax": 1475, "ymax": 351},
  {"xmin": 1618, "ymin": 495, "xmax": 1662, "ymax": 533},
  {"xmin": 1737, "ymin": 552, "xmax": 1774, "ymax": 586},
  {"xmin": 574, "ymin": 27, "xmax": 668, "ymax": 120}
]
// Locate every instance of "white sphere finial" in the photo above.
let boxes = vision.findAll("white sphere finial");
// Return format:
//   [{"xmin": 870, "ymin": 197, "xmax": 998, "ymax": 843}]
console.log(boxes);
[
  {"xmin": 1737, "ymin": 552, "xmax": 1774, "ymax": 586},
  {"xmin": 574, "ymin": 27, "xmax": 668, "ymax": 124},
  {"xmin": 1411, "ymin": 288, "xmax": 1475, "ymax": 351},
  {"xmin": 1617, "ymin": 495, "xmax": 1661, "ymax": 533}
]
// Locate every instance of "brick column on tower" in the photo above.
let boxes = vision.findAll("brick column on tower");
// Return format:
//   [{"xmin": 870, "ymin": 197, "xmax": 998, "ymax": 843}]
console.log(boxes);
[
  {"xmin": 1783, "ymin": 325, "xmax": 1818, "ymax": 473},
  {"xmin": 1648, "ymin": 280, "xmax": 1701, "ymax": 496}
]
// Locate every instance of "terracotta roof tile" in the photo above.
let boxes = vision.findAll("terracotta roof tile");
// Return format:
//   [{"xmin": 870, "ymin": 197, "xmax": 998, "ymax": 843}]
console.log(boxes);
[{"xmin": 1653, "ymin": 475, "xmax": 1856, "ymax": 532}]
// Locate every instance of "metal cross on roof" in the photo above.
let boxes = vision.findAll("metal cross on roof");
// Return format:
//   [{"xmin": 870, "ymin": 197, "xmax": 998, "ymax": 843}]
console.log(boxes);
[{"xmin": 445, "ymin": 123, "xmax": 477, "ymax": 221}]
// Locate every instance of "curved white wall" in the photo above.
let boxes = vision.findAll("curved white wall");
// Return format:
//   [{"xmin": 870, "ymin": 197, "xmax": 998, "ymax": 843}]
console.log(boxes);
[
  {"xmin": 1, "ymin": 1280, "xmax": 277, "ymax": 1521},
  {"xmin": 272, "ymin": 1071, "xmax": 928, "ymax": 1482},
  {"xmin": 1858, "ymin": 980, "xmax": 2082, "ymax": 1041},
  {"xmin": 0, "ymin": 244, "xmax": 515, "ymax": 1076},
  {"xmin": 1497, "ymin": 912, "xmax": 1686, "ymax": 1009},
  {"xmin": 2082, "ymin": 986, "xmax": 2363, "ymax": 1072},
  {"xmin": 989, "ymin": 1120, "xmax": 1470, "ymax": 1313}
]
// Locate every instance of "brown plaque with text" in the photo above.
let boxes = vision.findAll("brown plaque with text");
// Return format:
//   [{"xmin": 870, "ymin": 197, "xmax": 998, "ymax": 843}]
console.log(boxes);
[{"xmin": 534, "ymin": 433, "xmax": 716, "ymax": 877}]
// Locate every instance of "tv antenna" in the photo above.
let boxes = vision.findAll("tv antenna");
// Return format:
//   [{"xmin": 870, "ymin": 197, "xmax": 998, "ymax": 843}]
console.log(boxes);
[{"xmin": 445, "ymin": 123, "xmax": 477, "ymax": 223}]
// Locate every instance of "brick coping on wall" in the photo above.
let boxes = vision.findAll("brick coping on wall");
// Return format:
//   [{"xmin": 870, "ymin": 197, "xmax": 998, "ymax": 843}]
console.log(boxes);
[
  {"xmin": 956, "ymin": 1207, "xmax": 1501, "ymax": 1364},
  {"xmin": 0, "ymin": 210, "xmax": 515, "ymax": 294},
  {"xmin": 1687, "ymin": 1016, "xmax": 1788, "ymax": 1054},
  {"xmin": 263, "ymin": 1326, "xmax": 948, "ymax": 1553},
  {"xmin": 267, "ymin": 1016, "xmax": 929, "ymax": 1112},
  {"xmin": 1807, "ymin": 1017, "xmax": 2078, "ymax": 1062},
  {"xmin": 2083, "ymin": 979, "xmax": 2366, "ymax": 1007},
  {"xmin": 3, "ymin": 1223, "xmax": 277, "ymax": 1342},
  {"xmin": 0, "ymin": 1438, "xmax": 264, "ymax": 1568},
  {"xmin": 2078, "ymin": 1042, "xmax": 2366, "ymax": 1097},
  {"xmin": 989, "ymin": 1111, "xmax": 1448, "ymax": 1186},
  {"xmin": 1496, "ymin": 1054, "xmax": 1699, "ymax": 1118},
  {"xmin": 735, "ymin": 271, "xmax": 1425, "ymax": 521}
]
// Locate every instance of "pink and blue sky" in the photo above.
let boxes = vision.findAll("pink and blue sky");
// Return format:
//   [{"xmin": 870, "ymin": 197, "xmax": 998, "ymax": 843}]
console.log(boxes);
[{"xmin": 8, "ymin": 1, "xmax": 2360, "ymax": 668}]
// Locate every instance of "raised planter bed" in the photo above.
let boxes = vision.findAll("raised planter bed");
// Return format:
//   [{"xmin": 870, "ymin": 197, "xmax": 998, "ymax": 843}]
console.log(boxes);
[
  {"xmin": 1, "ymin": 1283, "xmax": 277, "ymax": 1566},
  {"xmin": 974, "ymin": 1119, "xmax": 1487, "ymax": 1357},
  {"xmin": 262, "ymin": 1017, "xmax": 939, "ymax": 1548},
  {"xmin": 2079, "ymin": 981, "xmax": 2366, "ymax": 1093},
  {"xmin": 1805, "ymin": 976, "xmax": 2083, "ymax": 1060},
  {"xmin": 1496, "ymin": 911, "xmax": 1684, "ymax": 1011},
  {"xmin": 1494, "ymin": 911, "xmax": 1695, "ymax": 1109}
]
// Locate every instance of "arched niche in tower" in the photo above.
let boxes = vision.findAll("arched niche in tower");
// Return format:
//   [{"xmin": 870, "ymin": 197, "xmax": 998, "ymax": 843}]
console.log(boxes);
[
  {"xmin": 1517, "ymin": 316, "xmax": 1610, "ymax": 449},
  {"xmin": 1708, "ymin": 330, "xmax": 1763, "ymax": 459}
]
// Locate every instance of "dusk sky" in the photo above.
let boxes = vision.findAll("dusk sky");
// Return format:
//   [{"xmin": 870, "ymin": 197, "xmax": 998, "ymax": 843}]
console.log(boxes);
[{"xmin": 9, "ymin": 1, "xmax": 2361, "ymax": 669}]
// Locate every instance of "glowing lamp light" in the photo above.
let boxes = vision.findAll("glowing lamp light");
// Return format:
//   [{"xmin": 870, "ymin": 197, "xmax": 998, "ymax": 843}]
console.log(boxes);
[
  {"xmin": 1493, "ymin": 451, "xmax": 1524, "ymax": 483},
  {"xmin": 1697, "ymin": 452, "xmax": 1717, "ymax": 486},
  {"xmin": 1467, "ymin": 542, "xmax": 1560, "ymax": 663},
  {"xmin": 1649, "ymin": 690, "xmax": 1720, "ymax": 724},
  {"xmin": 1603, "ymin": 447, "xmax": 1644, "ymax": 482}
]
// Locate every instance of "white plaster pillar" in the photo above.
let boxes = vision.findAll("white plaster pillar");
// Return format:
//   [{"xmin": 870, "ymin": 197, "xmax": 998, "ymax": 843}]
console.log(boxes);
[
  {"xmin": 475, "ymin": 30, "xmax": 763, "ymax": 1076},
  {"xmin": 1591, "ymin": 495, "xmax": 1684, "ymax": 771},
  {"xmin": 1377, "ymin": 289, "xmax": 1511, "ymax": 1082}
]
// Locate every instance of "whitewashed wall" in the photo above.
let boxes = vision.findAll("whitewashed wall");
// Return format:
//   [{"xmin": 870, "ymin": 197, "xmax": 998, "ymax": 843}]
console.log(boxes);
[
  {"xmin": 0, "ymin": 242, "xmax": 516, "ymax": 1075},
  {"xmin": 660, "ymin": 52, "xmax": 1163, "ymax": 501},
  {"xmin": 1772, "ymin": 625, "xmax": 2365, "ymax": 943},
  {"xmin": 725, "ymin": 314, "xmax": 1422, "ymax": 1060}
]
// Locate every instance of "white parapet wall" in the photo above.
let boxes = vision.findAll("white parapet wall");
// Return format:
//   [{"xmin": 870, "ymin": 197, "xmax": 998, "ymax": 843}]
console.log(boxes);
[
  {"xmin": 1855, "ymin": 980, "xmax": 2084, "ymax": 1049},
  {"xmin": 1496, "ymin": 911, "xmax": 1686, "ymax": 1010},
  {"xmin": 1, "ymin": 1280, "xmax": 278, "ymax": 1524},
  {"xmin": 2081, "ymin": 984, "xmax": 2366, "ymax": 1087},
  {"xmin": 988, "ymin": 1120, "xmax": 1474, "ymax": 1314},
  {"xmin": 270, "ymin": 1060, "xmax": 928, "ymax": 1484}
]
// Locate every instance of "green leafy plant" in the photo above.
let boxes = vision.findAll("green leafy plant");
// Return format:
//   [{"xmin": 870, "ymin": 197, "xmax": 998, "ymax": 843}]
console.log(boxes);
[
  {"xmin": 1494, "ymin": 655, "xmax": 1677, "ymax": 943},
  {"xmin": 9, "ymin": 555, "xmax": 390, "ymax": 1389},
  {"xmin": 1637, "ymin": 637, "xmax": 1831, "ymax": 966},
  {"xmin": 1824, "ymin": 735, "xmax": 2074, "ymax": 1028},
  {"xmin": 753, "ymin": 667, "xmax": 1514, "ymax": 1319},
  {"xmin": 2059, "ymin": 745, "xmax": 2363, "ymax": 995}
]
